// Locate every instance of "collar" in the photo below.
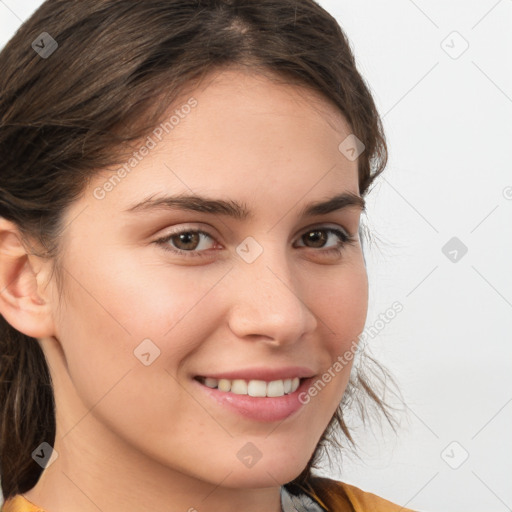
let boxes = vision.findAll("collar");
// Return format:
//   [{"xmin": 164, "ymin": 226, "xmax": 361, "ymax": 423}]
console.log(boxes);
[{"xmin": 280, "ymin": 482, "xmax": 329, "ymax": 512}]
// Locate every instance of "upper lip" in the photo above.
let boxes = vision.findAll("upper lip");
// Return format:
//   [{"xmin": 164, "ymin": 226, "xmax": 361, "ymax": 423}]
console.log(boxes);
[{"xmin": 194, "ymin": 366, "xmax": 316, "ymax": 382}]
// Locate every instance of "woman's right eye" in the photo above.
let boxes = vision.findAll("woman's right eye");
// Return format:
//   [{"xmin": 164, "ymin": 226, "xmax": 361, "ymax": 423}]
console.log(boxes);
[{"xmin": 154, "ymin": 229, "xmax": 217, "ymax": 257}]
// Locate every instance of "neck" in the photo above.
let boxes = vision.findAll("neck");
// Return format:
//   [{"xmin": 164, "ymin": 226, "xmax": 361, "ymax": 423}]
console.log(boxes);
[{"xmin": 23, "ymin": 417, "xmax": 283, "ymax": 512}]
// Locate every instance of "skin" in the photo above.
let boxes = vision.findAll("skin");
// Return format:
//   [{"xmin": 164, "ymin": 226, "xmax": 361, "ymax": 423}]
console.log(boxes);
[{"xmin": 0, "ymin": 67, "xmax": 368, "ymax": 512}]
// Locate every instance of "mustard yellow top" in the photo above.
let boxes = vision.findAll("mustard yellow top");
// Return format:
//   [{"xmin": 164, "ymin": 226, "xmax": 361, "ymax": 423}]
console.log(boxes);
[{"xmin": 1, "ymin": 476, "xmax": 418, "ymax": 512}]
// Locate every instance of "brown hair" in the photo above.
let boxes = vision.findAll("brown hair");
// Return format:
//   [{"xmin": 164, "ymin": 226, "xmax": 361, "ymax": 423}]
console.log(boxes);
[{"xmin": 0, "ymin": 0, "xmax": 400, "ymax": 501}]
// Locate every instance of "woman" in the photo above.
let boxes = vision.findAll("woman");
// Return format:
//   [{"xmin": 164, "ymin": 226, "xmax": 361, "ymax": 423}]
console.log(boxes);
[{"xmin": 0, "ymin": 1, "xmax": 416, "ymax": 511}]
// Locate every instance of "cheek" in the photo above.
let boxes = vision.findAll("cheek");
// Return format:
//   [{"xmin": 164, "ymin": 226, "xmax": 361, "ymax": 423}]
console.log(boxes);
[
  {"xmin": 53, "ymin": 248, "xmax": 234, "ymax": 409},
  {"xmin": 52, "ymin": 262, "xmax": 212, "ymax": 454},
  {"xmin": 307, "ymin": 258, "xmax": 369, "ymax": 348},
  {"xmin": 296, "ymin": 259, "xmax": 368, "ymax": 418},
  {"xmin": 52, "ymin": 258, "xmax": 185, "ymax": 400},
  {"xmin": 64, "ymin": 252, "xmax": 214, "ymax": 338}
]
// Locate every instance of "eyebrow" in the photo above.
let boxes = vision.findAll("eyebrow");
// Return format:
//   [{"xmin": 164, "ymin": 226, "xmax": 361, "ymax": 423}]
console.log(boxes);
[{"xmin": 124, "ymin": 191, "xmax": 365, "ymax": 219}]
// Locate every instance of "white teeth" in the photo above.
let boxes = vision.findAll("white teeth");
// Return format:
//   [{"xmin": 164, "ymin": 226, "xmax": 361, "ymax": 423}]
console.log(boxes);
[
  {"xmin": 198, "ymin": 376, "xmax": 301, "ymax": 397},
  {"xmin": 218, "ymin": 379, "xmax": 231, "ymax": 392},
  {"xmin": 248, "ymin": 380, "xmax": 267, "ymax": 397},
  {"xmin": 204, "ymin": 377, "xmax": 218, "ymax": 388},
  {"xmin": 266, "ymin": 379, "xmax": 285, "ymax": 397},
  {"xmin": 230, "ymin": 379, "xmax": 248, "ymax": 394}
]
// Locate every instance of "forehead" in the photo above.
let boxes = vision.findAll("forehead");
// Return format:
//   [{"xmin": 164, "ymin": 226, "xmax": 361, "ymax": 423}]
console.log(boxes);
[
  {"xmin": 75, "ymin": 68, "xmax": 360, "ymax": 227},
  {"xmin": 189, "ymin": 67, "xmax": 352, "ymax": 139}
]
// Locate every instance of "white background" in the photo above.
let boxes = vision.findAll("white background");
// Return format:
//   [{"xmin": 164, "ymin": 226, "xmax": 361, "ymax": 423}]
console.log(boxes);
[{"xmin": 1, "ymin": 1, "xmax": 511, "ymax": 511}]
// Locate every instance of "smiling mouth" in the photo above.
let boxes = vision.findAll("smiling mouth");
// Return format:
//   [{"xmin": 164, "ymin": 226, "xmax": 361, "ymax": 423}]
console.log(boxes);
[{"xmin": 194, "ymin": 375, "xmax": 305, "ymax": 398}]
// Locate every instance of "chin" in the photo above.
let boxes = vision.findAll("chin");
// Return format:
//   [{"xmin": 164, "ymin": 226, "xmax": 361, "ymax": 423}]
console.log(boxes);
[{"xmin": 218, "ymin": 459, "xmax": 310, "ymax": 489}]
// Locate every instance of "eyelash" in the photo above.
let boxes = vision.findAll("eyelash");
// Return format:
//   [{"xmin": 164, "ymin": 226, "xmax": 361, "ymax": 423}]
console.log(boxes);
[{"xmin": 153, "ymin": 226, "xmax": 358, "ymax": 259}]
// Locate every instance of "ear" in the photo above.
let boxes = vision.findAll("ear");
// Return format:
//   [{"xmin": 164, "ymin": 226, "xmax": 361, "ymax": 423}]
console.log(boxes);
[{"xmin": 0, "ymin": 217, "xmax": 56, "ymax": 339}]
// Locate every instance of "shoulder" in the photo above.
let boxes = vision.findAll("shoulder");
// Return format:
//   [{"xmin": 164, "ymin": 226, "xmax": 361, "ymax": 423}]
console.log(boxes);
[
  {"xmin": 302, "ymin": 475, "xmax": 419, "ymax": 512},
  {"xmin": 1, "ymin": 495, "xmax": 47, "ymax": 512}
]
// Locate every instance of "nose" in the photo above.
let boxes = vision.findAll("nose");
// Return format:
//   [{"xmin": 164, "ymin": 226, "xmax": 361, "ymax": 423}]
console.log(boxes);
[{"xmin": 226, "ymin": 243, "xmax": 318, "ymax": 347}]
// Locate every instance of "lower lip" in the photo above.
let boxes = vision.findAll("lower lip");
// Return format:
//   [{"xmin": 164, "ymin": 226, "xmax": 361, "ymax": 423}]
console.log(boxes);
[{"xmin": 192, "ymin": 377, "xmax": 314, "ymax": 422}]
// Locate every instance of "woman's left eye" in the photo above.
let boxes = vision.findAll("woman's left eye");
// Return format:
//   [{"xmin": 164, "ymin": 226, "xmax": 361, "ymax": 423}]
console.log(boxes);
[
  {"xmin": 295, "ymin": 227, "xmax": 356, "ymax": 255},
  {"xmin": 153, "ymin": 226, "xmax": 357, "ymax": 258}
]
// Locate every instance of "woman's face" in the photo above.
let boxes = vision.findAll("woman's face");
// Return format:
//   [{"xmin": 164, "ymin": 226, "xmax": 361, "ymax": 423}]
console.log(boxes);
[{"xmin": 41, "ymin": 68, "xmax": 368, "ymax": 491}]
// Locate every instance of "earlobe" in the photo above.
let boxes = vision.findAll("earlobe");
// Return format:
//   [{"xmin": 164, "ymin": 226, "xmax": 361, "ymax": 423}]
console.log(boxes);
[{"xmin": 0, "ymin": 218, "xmax": 56, "ymax": 339}]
